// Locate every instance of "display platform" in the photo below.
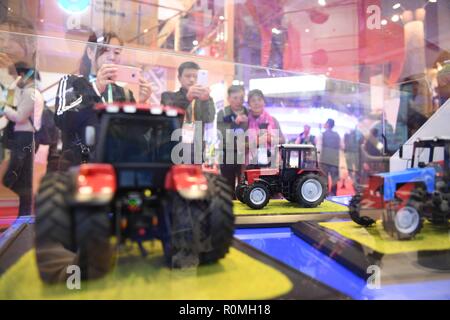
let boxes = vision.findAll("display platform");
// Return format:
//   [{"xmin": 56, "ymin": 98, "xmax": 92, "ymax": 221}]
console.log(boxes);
[
  {"xmin": 0, "ymin": 218, "xmax": 346, "ymax": 300},
  {"xmin": 234, "ymin": 199, "xmax": 349, "ymax": 227},
  {"xmin": 292, "ymin": 220, "xmax": 450, "ymax": 282},
  {"xmin": 0, "ymin": 216, "xmax": 34, "ymax": 275},
  {"xmin": 235, "ymin": 227, "xmax": 450, "ymax": 300}
]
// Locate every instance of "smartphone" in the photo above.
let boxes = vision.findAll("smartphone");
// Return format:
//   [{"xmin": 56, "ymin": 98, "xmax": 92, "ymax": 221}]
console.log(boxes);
[
  {"xmin": 116, "ymin": 65, "xmax": 141, "ymax": 84},
  {"xmin": 259, "ymin": 123, "xmax": 269, "ymax": 130},
  {"xmin": 197, "ymin": 69, "xmax": 208, "ymax": 87}
]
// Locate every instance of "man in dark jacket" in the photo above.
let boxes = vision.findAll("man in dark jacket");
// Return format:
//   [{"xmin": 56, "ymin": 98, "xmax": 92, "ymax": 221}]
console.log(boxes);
[{"xmin": 161, "ymin": 61, "xmax": 215, "ymax": 163}]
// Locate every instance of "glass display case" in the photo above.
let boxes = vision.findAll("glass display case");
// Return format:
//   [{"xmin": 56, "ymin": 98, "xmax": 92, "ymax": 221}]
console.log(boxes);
[{"xmin": 0, "ymin": 0, "xmax": 449, "ymax": 301}]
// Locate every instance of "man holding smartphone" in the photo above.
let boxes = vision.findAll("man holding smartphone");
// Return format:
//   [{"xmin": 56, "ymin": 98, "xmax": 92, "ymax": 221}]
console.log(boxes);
[
  {"xmin": 161, "ymin": 61, "xmax": 216, "ymax": 163},
  {"xmin": 161, "ymin": 61, "xmax": 215, "ymax": 122}
]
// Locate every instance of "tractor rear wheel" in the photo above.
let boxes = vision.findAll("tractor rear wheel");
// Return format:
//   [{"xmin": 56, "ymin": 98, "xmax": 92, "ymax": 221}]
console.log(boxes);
[
  {"xmin": 73, "ymin": 207, "xmax": 115, "ymax": 280},
  {"xmin": 35, "ymin": 172, "xmax": 115, "ymax": 282},
  {"xmin": 199, "ymin": 173, "xmax": 234, "ymax": 264},
  {"xmin": 162, "ymin": 174, "xmax": 234, "ymax": 267},
  {"xmin": 294, "ymin": 174, "xmax": 327, "ymax": 208},
  {"xmin": 244, "ymin": 183, "xmax": 270, "ymax": 209},
  {"xmin": 35, "ymin": 172, "xmax": 75, "ymax": 283}
]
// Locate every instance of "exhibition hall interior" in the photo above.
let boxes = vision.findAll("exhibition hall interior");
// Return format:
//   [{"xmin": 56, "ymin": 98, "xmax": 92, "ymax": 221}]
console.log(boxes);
[{"xmin": 0, "ymin": 0, "xmax": 449, "ymax": 300}]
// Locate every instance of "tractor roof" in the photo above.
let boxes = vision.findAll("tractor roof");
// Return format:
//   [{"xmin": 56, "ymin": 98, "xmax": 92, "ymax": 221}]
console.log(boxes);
[
  {"xmin": 414, "ymin": 136, "xmax": 450, "ymax": 146},
  {"xmin": 95, "ymin": 103, "xmax": 185, "ymax": 117},
  {"xmin": 280, "ymin": 144, "xmax": 316, "ymax": 150}
]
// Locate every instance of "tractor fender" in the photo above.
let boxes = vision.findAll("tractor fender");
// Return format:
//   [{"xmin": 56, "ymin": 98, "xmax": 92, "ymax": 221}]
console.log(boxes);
[
  {"xmin": 69, "ymin": 163, "xmax": 117, "ymax": 206},
  {"xmin": 251, "ymin": 178, "xmax": 273, "ymax": 194},
  {"xmin": 165, "ymin": 165, "xmax": 208, "ymax": 200},
  {"xmin": 296, "ymin": 169, "xmax": 327, "ymax": 177}
]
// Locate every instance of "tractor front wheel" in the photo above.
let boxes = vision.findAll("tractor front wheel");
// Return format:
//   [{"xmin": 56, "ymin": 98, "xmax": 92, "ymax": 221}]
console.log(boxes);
[
  {"xmin": 244, "ymin": 183, "xmax": 270, "ymax": 209},
  {"xmin": 384, "ymin": 200, "xmax": 423, "ymax": 240}
]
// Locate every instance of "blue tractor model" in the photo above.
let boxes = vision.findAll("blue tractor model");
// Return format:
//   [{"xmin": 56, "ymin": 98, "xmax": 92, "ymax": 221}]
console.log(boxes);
[{"xmin": 349, "ymin": 137, "xmax": 450, "ymax": 240}]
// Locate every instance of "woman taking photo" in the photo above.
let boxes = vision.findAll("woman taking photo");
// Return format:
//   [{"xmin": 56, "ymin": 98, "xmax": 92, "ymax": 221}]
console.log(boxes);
[
  {"xmin": 54, "ymin": 31, "xmax": 152, "ymax": 170},
  {"xmin": 246, "ymin": 89, "xmax": 285, "ymax": 168}
]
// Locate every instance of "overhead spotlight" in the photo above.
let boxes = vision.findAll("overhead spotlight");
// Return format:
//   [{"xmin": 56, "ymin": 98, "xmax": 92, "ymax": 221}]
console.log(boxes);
[
  {"xmin": 381, "ymin": 19, "xmax": 388, "ymax": 26},
  {"xmin": 429, "ymin": 0, "xmax": 437, "ymax": 3},
  {"xmin": 271, "ymin": 27, "xmax": 282, "ymax": 35},
  {"xmin": 393, "ymin": 3, "xmax": 402, "ymax": 9},
  {"xmin": 391, "ymin": 15, "xmax": 400, "ymax": 22},
  {"xmin": 219, "ymin": 15, "xmax": 225, "ymax": 21},
  {"xmin": 318, "ymin": 0, "xmax": 326, "ymax": 6},
  {"xmin": 143, "ymin": 29, "xmax": 149, "ymax": 33},
  {"xmin": 305, "ymin": 28, "xmax": 310, "ymax": 33},
  {"xmin": 192, "ymin": 40, "xmax": 199, "ymax": 46}
]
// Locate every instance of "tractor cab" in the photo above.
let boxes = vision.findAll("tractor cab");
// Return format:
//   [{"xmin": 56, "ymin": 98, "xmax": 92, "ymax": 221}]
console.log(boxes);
[
  {"xmin": 280, "ymin": 144, "xmax": 318, "ymax": 179},
  {"xmin": 409, "ymin": 137, "xmax": 450, "ymax": 184}
]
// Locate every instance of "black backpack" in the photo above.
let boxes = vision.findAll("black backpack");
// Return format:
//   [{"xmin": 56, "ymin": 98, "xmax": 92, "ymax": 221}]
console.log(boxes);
[
  {"xmin": 1, "ymin": 120, "xmax": 15, "ymax": 149},
  {"xmin": 34, "ymin": 104, "xmax": 58, "ymax": 146}
]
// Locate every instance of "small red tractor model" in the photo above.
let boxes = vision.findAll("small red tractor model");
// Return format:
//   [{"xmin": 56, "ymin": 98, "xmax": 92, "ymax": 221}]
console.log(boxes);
[
  {"xmin": 34, "ymin": 103, "xmax": 234, "ymax": 283},
  {"xmin": 350, "ymin": 137, "xmax": 450, "ymax": 240},
  {"xmin": 235, "ymin": 144, "xmax": 328, "ymax": 209}
]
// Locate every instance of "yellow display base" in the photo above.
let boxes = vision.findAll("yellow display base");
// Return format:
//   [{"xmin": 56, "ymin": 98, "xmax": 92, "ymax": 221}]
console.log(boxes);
[
  {"xmin": 0, "ymin": 242, "xmax": 293, "ymax": 300},
  {"xmin": 320, "ymin": 220, "xmax": 450, "ymax": 254},
  {"xmin": 234, "ymin": 199, "xmax": 348, "ymax": 216}
]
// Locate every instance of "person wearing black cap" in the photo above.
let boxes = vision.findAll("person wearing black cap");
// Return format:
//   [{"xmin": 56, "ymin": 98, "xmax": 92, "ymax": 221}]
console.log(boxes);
[{"xmin": 320, "ymin": 118, "xmax": 341, "ymax": 196}]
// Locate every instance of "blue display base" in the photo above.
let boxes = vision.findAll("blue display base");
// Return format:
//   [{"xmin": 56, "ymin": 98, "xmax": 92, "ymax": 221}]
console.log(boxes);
[{"xmin": 235, "ymin": 227, "xmax": 450, "ymax": 300}]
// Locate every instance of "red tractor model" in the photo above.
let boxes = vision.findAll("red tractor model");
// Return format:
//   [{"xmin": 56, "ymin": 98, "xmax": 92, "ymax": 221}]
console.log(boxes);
[
  {"xmin": 34, "ymin": 103, "xmax": 234, "ymax": 283},
  {"xmin": 235, "ymin": 144, "xmax": 328, "ymax": 209}
]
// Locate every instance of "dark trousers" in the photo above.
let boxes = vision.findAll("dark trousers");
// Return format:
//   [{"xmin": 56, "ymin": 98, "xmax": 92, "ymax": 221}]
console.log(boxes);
[
  {"xmin": 220, "ymin": 164, "xmax": 243, "ymax": 199},
  {"xmin": 321, "ymin": 163, "xmax": 339, "ymax": 196},
  {"xmin": 3, "ymin": 132, "xmax": 34, "ymax": 216}
]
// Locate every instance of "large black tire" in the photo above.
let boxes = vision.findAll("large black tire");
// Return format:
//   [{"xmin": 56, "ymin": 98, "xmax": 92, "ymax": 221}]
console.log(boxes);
[
  {"xmin": 35, "ymin": 172, "xmax": 114, "ymax": 282},
  {"xmin": 349, "ymin": 193, "xmax": 376, "ymax": 227},
  {"xmin": 73, "ymin": 207, "xmax": 115, "ymax": 280},
  {"xmin": 294, "ymin": 174, "xmax": 327, "ymax": 208},
  {"xmin": 35, "ymin": 172, "xmax": 75, "ymax": 283},
  {"xmin": 235, "ymin": 184, "xmax": 247, "ymax": 203},
  {"xmin": 161, "ymin": 174, "xmax": 234, "ymax": 267},
  {"xmin": 384, "ymin": 199, "xmax": 423, "ymax": 240},
  {"xmin": 199, "ymin": 173, "xmax": 234, "ymax": 264},
  {"xmin": 244, "ymin": 183, "xmax": 270, "ymax": 209}
]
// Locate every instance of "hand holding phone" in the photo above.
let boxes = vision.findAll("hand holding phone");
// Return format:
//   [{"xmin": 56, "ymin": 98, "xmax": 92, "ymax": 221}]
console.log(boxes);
[
  {"xmin": 115, "ymin": 65, "xmax": 141, "ymax": 84},
  {"xmin": 197, "ymin": 69, "xmax": 208, "ymax": 87},
  {"xmin": 96, "ymin": 64, "xmax": 118, "ymax": 93}
]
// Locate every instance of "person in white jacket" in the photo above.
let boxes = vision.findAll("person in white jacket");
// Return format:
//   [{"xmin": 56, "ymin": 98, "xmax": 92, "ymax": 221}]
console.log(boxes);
[{"xmin": 0, "ymin": 61, "xmax": 43, "ymax": 216}]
